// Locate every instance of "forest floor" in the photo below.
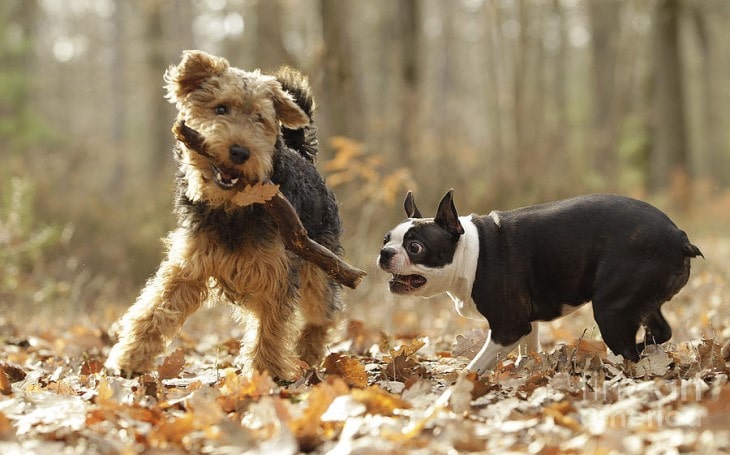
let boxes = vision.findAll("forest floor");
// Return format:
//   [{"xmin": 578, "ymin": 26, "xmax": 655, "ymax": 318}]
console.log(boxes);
[{"xmin": 1, "ymin": 237, "xmax": 729, "ymax": 454}]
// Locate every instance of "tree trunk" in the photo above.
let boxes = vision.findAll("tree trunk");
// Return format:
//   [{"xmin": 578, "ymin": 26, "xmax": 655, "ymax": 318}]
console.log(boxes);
[
  {"xmin": 319, "ymin": 0, "xmax": 358, "ymax": 142},
  {"xmin": 254, "ymin": 0, "xmax": 291, "ymax": 71},
  {"xmin": 397, "ymin": 0, "xmax": 420, "ymax": 168},
  {"xmin": 650, "ymin": 0, "xmax": 689, "ymax": 198},
  {"xmin": 587, "ymin": 0, "xmax": 621, "ymax": 184},
  {"xmin": 690, "ymin": 2, "xmax": 723, "ymax": 185},
  {"xmin": 143, "ymin": 0, "xmax": 173, "ymax": 181}
]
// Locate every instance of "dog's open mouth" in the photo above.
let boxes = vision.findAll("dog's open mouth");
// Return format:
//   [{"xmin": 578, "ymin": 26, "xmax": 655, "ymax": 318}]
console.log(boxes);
[
  {"xmin": 210, "ymin": 163, "xmax": 241, "ymax": 189},
  {"xmin": 389, "ymin": 274, "xmax": 427, "ymax": 294}
]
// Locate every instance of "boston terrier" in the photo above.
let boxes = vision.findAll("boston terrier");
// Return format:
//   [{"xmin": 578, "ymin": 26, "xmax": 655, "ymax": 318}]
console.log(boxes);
[{"xmin": 377, "ymin": 190, "xmax": 703, "ymax": 375}]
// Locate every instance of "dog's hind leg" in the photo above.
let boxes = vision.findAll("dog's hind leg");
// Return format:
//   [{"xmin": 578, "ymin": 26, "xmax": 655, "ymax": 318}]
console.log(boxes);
[
  {"xmin": 593, "ymin": 303, "xmax": 642, "ymax": 362},
  {"xmin": 106, "ymin": 259, "xmax": 207, "ymax": 375},
  {"xmin": 637, "ymin": 309, "xmax": 672, "ymax": 353},
  {"xmin": 295, "ymin": 264, "xmax": 343, "ymax": 368}
]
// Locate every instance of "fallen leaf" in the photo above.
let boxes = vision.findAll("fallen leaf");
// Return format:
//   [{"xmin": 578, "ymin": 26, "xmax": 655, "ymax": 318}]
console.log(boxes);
[
  {"xmin": 231, "ymin": 182, "xmax": 280, "ymax": 207},
  {"xmin": 323, "ymin": 353, "xmax": 367, "ymax": 387},
  {"xmin": 0, "ymin": 368, "xmax": 11, "ymax": 395},
  {"xmin": 149, "ymin": 412, "xmax": 196, "ymax": 446},
  {"xmin": 320, "ymin": 395, "xmax": 366, "ymax": 422},
  {"xmin": 158, "ymin": 348, "xmax": 186, "ymax": 379},
  {"xmin": 634, "ymin": 345, "xmax": 672, "ymax": 378},
  {"xmin": 0, "ymin": 411, "xmax": 11, "ymax": 436},
  {"xmin": 288, "ymin": 377, "xmax": 349, "ymax": 451},
  {"xmin": 568, "ymin": 338, "xmax": 607, "ymax": 359},
  {"xmin": 448, "ymin": 373, "xmax": 474, "ymax": 413},
  {"xmin": 543, "ymin": 401, "xmax": 581, "ymax": 431},
  {"xmin": 351, "ymin": 386, "xmax": 411, "ymax": 416},
  {"xmin": 383, "ymin": 338, "xmax": 426, "ymax": 362},
  {"xmin": 696, "ymin": 338, "xmax": 725, "ymax": 371},
  {"xmin": 80, "ymin": 358, "xmax": 104, "ymax": 376},
  {"xmin": 382, "ymin": 352, "xmax": 426, "ymax": 382},
  {"xmin": 453, "ymin": 329, "xmax": 488, "ymax": 359},
  {"xmin": 1, "ymin": 363, "xmax": 26, "ymax": 382}
]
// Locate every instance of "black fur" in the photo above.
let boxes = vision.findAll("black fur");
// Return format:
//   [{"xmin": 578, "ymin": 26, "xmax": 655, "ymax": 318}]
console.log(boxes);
[
  {"xmin": 468, "ymin": 194, "xmax": 701, "ymax": 361},
  {"xmin": 382, "ymin": 193, "xmax": 702, "ymax": 363},
  {"xmin": 274, "ymin": 66, "xmax": 319, "ymax": 164}
]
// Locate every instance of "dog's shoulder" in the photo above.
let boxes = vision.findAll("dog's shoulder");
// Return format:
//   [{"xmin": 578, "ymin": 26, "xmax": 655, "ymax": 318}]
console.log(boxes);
[{"xmin": 271, "ymin": 142, "xmax": 342, "ymax": 247}]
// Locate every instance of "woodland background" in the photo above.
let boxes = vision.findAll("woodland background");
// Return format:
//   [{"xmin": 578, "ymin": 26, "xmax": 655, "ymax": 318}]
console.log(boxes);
[
  {"xmin": 1, "ymin": 0, "xmax": 729, "ymax": 338},
  {"xmin": 2, "ymin": 1, "xmax": 730, "ymax": 453}
]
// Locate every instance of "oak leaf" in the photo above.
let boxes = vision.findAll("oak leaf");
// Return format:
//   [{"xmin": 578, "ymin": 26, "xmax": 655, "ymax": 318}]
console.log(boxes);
[
  {"xmin": 289, "ymin": 377, "xmax": 349, "ymax": 451},
  {"xmin": 231, "ymin": 182, "xmax": 280, "ymax": 207},
  {"xmin": 323, "ymin": 353, "xmax": 368, "ymax": 388},
  {"xmin": 158, "ymin": 348, "xmax": 185, "ymax": 380}
]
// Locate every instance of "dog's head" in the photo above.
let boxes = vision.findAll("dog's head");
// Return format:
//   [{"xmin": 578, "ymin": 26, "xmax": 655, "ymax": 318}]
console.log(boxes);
[
  {"xmin": 378, "ymin": 189, "xmax": 465, "ymax": 297},
  {"xmin": 164, "ymin": 50, "xmax": 309, "ymax": 206}
]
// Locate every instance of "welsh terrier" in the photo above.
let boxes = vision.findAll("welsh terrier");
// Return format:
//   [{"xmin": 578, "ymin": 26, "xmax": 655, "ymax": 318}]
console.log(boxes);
[{"xmin": 105, "ymin": 50, "xmax": 343, "ymax": 380}]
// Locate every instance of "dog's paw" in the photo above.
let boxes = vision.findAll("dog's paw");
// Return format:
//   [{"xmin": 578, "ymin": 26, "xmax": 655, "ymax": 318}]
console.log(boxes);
[{"xmin": 105, "ymin": 345, "xmax": 151, "ymax": 378}]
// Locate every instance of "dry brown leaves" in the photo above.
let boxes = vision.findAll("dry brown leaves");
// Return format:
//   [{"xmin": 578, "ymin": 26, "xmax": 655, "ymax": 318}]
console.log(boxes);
[{"xmin": 1, "ymin": 257, "xmax": 730, "ymax": 454}]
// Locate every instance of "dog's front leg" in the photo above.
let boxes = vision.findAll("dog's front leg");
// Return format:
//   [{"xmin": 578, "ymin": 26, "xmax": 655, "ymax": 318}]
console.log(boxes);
[
  {"xmin": 466, "ymin": 330, "xmax": 522, "ymax": 375},
  {"xmin": 238, "ymin": 278, "xmax": 301, "ymax": 381},
  {"xmin": 106, "ymin": 260, "xmax": 207, "ymax": 375}
]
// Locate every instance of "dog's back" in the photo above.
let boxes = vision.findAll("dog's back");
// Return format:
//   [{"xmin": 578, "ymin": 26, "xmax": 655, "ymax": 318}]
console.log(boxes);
[{"xmin": 480, "ymin": 193, "xmax": 701, "ymax": 361}]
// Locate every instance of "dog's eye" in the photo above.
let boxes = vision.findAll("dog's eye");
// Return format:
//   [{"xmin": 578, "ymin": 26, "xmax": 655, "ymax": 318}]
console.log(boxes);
[
  {"xmin": 407, "ymin": 241, "xmax": 424, "ymax": 255},
  {"xmin": 215, "ymin": 104, "xmax": 228, "ymax": 115},
  {"xmin": 383, "ymin": 233, "xmax": 391, "ymax": 245}
]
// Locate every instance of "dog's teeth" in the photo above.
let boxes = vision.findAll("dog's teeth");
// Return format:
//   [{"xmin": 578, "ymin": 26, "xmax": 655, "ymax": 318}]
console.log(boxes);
[{"xmin": 231, "ymin": 178, "xmax": 239, "ymax": 185}]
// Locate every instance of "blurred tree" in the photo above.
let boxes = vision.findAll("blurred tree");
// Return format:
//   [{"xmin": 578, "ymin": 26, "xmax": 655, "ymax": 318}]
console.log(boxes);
[
  {"xmin": 320, "ymin": 0, "xmax": 359, "ymax": 141},
  {"xmin": 108, "ymin": 0, "xmax": 128, "ymax": 194},
  {"xmin": 0, "ymin": 0, "xmax": 40, "ymax": 157},
  {"xmin": 255, "ymin": 0, "xmax": 291, "ymax": 70},
  {"xmin": 689, "ymin": 0, "xmax": 723, "ymax": 185},
  {"xmin": 397, "ymin": 0, "xmax": 420, "ymax": 168},
  {"xmin": 650, "ymin": 0, "xmax": 689, "ymax": 195},
  {"xmin": 142, "ymin": 0, "xmax": 172, "ymax": 181},
  {"xmin": 587, "ymin": 0, "xmax": 621, "ymax": 183}
]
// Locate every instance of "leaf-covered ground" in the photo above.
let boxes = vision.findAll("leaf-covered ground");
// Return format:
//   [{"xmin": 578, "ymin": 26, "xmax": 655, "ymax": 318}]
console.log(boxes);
[{"xmin": 1, "ymin": 239, "xmax": 729, "ymax": 454}]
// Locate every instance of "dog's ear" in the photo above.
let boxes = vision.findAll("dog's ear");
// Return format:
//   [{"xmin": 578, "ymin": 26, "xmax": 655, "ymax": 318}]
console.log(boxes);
[
  {"xmin": 435, "ymin": 189, "xmax": 464, "ymax": 238},
  {"xmin": 269, "ymin": 83, "xmax": 310, "ymax": 130},
  {"xmin": 404, "ymin": 191, "xmax": 422, "ymax": 218},
  {"xmin": 164, "ymin": 50, "xmax": 229, "ymax": 102}
]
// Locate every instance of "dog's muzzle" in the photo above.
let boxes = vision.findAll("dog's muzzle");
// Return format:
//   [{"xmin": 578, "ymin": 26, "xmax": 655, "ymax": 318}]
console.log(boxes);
[
  {"xmin": 378, "ymin": 247, "xmax": 396, "ymax": 269},
  {"xmin": 378, "ymin": 247, "xmax": 427, "ymax": 294}
]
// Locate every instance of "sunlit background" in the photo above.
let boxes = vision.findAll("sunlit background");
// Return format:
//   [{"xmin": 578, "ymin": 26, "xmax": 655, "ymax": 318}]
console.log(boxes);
[{"xmin": 2, "ymin": 0, "xmax": 729, "ymax": 341}]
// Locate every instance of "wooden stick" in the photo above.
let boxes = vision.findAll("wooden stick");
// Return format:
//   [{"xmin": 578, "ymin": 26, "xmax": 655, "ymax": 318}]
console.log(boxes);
[
  {"xmin": 172, "ymin": 120, "xmax": 366, "ymax": 289},
  {"xmin": 262, "ymin": 189, "xmax": 366, "ymax": 289}
]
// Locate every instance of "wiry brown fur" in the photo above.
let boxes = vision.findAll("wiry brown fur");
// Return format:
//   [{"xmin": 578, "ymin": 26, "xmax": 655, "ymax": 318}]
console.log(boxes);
[{"xmin": 105, "ymin": 50, "xmax": 344, "ymax": 380}]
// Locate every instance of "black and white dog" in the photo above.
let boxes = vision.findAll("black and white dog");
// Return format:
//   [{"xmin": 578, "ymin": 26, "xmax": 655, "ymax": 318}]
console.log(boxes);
[{"xmin": 378, "ymin": 190, "xmax": 702, "ymax": 375}]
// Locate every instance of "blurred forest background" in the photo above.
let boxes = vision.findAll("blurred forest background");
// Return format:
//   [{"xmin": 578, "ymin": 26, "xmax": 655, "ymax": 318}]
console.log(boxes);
[{"xmin": 1, "ymin": 0, "xmax": 729, "ymax": 330}]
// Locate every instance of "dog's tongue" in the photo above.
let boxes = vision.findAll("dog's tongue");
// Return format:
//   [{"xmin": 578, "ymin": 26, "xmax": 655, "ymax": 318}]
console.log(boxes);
[{"xmin": 218, "ymin": 168, "xmax": 235, "ymax": 181}]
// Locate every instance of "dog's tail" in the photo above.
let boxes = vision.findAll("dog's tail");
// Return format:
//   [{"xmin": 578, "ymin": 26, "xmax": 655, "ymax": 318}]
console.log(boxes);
[
  {"xmin": 681, "ymin": 230, "xmax": 703, "ymax": 258},
  {"xmin": 274, "ymin": 66, "xmax": 318, "ymax": 163}
]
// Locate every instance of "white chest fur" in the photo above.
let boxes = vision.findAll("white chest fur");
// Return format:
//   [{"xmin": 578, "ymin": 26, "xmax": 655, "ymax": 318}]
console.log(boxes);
[{"xmin": 446, "ymin": 216, "xmax": 483, "ymax": 320}]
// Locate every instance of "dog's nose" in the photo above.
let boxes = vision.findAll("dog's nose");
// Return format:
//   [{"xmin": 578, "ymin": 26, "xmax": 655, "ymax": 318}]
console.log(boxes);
[
  {"xmin": 229, "ymin": 145, "xmax": 250, "ymax": 164},
  {"xmin": 378, "ymin": 248, "xmax": 395, "ymax": 268}
]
